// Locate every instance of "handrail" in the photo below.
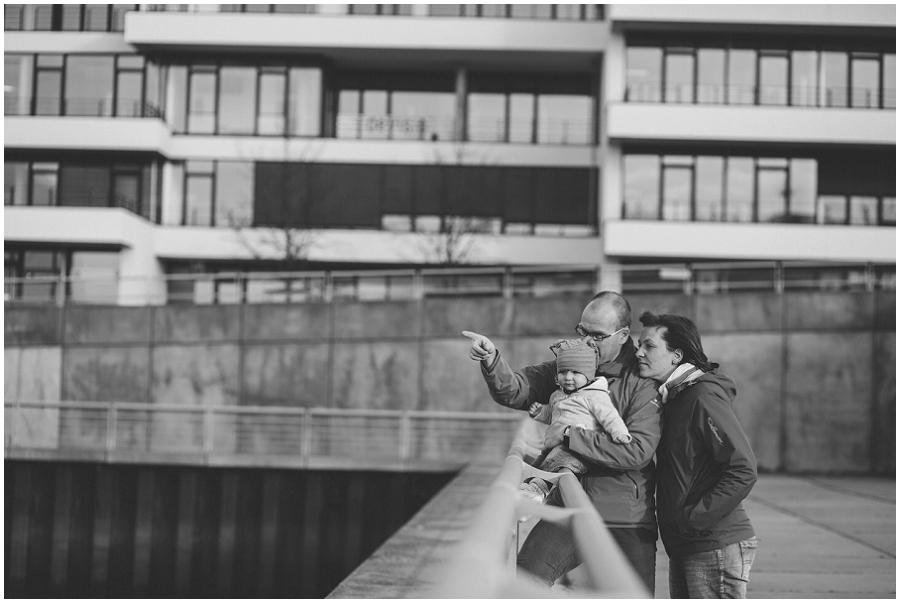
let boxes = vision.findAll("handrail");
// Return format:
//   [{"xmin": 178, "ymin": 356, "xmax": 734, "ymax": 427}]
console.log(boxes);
[{"xmin": 433, "ymin": 419, "xmax": 649, "ymax": 597}]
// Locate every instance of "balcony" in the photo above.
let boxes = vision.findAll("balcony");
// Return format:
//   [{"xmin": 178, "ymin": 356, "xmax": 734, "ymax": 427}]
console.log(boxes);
[
  {"xmin": 607, "ymin": 102, "xmax": 896, "ymax": 146},
  {"xmin": 604, "ymin": 220, "xmax": 896, "ymax": 264}
]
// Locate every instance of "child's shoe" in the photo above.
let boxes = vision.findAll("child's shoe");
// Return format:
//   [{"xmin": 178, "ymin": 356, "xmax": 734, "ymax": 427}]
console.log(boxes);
[{"xmin": 520, "ymin": 477, "xmax": 552, "ymax": 504}]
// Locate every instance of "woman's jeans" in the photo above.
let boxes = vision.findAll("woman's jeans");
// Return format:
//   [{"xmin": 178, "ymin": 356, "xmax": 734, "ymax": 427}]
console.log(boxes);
[
  {"xmin": 668, "ymin": 538, "xmax": 759, "ymax": 599},
  {"xmin": 517, "ymin": 518, "xmax": 657, "ymax": 596}
]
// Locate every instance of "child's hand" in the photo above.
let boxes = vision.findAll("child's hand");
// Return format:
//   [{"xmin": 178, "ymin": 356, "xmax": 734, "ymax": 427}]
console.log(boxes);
[
  {"xmin": 614, "ymin": 433, "xmax": 633, "ymax": 444},
  {"xmin": 528, "ymin": 402, "xmax": 542, "ymax": 418},
  {"xmin": 461, "ymin": 330, "xmax": 497, "ymax": 363}
]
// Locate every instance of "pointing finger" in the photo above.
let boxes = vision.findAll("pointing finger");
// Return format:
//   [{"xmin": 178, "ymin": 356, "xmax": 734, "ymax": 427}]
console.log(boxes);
[{"xmin": 461, "ymin": 330, "xmax": 483, "ymax": 342}]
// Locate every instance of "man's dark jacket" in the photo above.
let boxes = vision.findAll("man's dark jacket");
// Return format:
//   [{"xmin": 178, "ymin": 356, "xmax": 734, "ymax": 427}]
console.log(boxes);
[
  {"xmin": 656, "ymin": 370, "xmax": 757, "ymax": 556},
  {"xmin": 481, "ymin": 338, "xmax": 661, "ymax": 530}
]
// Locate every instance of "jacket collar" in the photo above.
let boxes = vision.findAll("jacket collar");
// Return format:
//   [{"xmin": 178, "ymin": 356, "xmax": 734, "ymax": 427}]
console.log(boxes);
[{"xmin": 597, "ymin": 336, "xmax": 638, "ymax": 379}]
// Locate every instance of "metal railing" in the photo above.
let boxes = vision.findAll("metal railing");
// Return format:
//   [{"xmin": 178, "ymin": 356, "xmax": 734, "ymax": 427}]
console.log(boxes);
[
  {"xmin": 625, "ymin": 82, "xmax": 896, "ymax": 110},
  {"xmin": 4, "ymin": 400, "xmax": 521, "ymax": 470},
  {"xmin": 4, "ymin": 95, "xmax": 164, "ymax": 119},
  {"xmin": 433, "ymin": 419, "xmax": 649, "ymax": 597}
]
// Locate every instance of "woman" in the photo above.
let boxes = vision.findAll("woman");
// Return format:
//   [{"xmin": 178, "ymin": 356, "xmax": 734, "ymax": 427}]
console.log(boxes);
[{"xmin": 635, "ymin": 311, "xmax": 758, "ymax": 599}]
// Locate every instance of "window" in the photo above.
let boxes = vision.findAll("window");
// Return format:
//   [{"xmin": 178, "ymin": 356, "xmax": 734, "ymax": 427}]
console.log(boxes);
[
  {"xmin": 5, "ymin": 163, "xmax": 29, "ymax": 206},
  {"xmin": 69, "ymin": 252, "xmax": 119, "ymax": 303},
  {"xmin": 623, "ymin": 155, "xmax": 659, "ymax": 219},
  {"xmin": 882, "ymin": 54, "xmax": 896, "ymax": 109},
  {"xmin": 626, "ymin": 47, "xmax": 662, "ymax": 102},
  {"xmin": 695, "ymin": 156, "xmax": 725, "ymax": 221},
  {"xmin": 391, "ymin": 91, "xmax": 456, "ymax": 141},
  {"xmin": 725, "ymin": 157, "xmax": 753, "ymax": 221},
  {"xmin": 59, "ymin": 165, "xmax": 111, "ymax": 207},
  {"xmin": 5, "ymin": 4, "xmax": 24, "ymax": 30},
  {"xmin": 664, "ymin": 50, "xmax": 694, "ymax": 103},
  {"xmin": 821, "ymin": 52, "xmax": 848, "ymax": 107},
  {"xmin": 65, "ymin": 55, "xmax": 115, "ymax": 116},
  {"xmin": 756, "ymin": 158, "xmax": 789, "ymax": 222},
  {"xmin": 508, "ymin": 93, "xmax": 535, "ymax": 143},
  {"xmin": 31, "ymin": 162, "xmax": 59, "ymax": 206},
  {"xmin": 759, "ymin": 52, "xmax": 789, "ymax": 105},
  {"xmin": 661, "ymin": 156, "xmax": 693, "ymax": 221},
  {"xmin": 537, "ymin": 95, "xmax": 592, "ymax": 144},
  {"xmin": 4, "ymin": 54, "xmax": 32, "ymax": 116},
  {"xmin": 791, "ymin": 51, "xmax": 818, "ymax": 107},
  {"xmin": 728, "ymin": 49, "xmax": 756, "ymax": 105},
  {"xmin": 258, "ymin": 69, "xmax": 287, "ymax": 134},
  {"xmin": 34, "ymin": 55, "xmax": 64, "ymax": 116},
  {"xmin": 697, "ymin": 49, "xmax": 726, "ymax": 104},
  {"xmin": 184, "ymin": 161, "xmax": 215, "ymax": 226},
  {"xmin": 789, "ymin": 159, "xmax": 817, "ymax": 222},
  {"xmin": 850, "ymin": 196, "xmax": 879, "ymax": 225},
  {"xmin": 818, "ymin": 195, "xmax": 847, "ymax": 224},
  {"xmin": 188, "ymin": 68, "xmax": 216, "ymax": 134},
  {"xmin": 851, "ymin": 53, "xmax": 880, "ymax": 109},
  {"xmin": 215, "ymin": 161, "xmax": 254, "ymax": 227},
  {"xmin": 219, "ymin": 67, "xmax": 257, "ymax": 134},
  {"xmin": 467, "ymin": 93, "xmax": 506, "ymax": 142}
]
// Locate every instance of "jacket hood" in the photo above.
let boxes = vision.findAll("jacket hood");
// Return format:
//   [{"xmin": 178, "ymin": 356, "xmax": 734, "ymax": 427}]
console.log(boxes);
[{"xmin": 673, "ymin": 368, "xmax": 736, "ymax": 403}]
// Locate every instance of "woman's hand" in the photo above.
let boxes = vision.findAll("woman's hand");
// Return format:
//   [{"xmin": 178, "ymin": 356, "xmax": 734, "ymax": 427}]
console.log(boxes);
[
  {"xmin": 461, "ymin": 330, "xmax": 497, "ymax": 365},
  {"xmin": 543, "ymin": 423, "xmax": 568, "ymax": 449}
]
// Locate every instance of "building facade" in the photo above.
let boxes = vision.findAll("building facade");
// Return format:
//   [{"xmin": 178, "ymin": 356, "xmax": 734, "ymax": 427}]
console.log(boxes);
[{"xmin": 4, "ymin": 4, "xmax": 896, "ymax": 305}]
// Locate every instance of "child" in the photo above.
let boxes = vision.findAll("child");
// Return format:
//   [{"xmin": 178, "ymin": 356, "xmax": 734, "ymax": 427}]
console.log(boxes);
[{"xmin": 520, "ymin": 338, "xmax": 632, "ymax": 503}]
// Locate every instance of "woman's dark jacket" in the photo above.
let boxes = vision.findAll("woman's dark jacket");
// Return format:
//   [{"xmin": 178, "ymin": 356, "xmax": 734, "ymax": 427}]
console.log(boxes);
[
  {"xmin": 480, "ymin": 338, "xmax": 662, "ymax": 530},
  {"xmin": 656, "ymin": 369, "xmax": 757, "ymax": 556}
]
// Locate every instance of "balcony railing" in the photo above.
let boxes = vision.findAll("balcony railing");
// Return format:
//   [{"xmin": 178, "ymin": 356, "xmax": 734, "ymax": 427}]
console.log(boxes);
[
  {"xmin": 4, "ymin": 400, "xmax": 521, "ymax": 471},
  {"xmin": 335, "ymin": 113, "xmax": 594, "ymax": 145},
  {"xmin": 433, "ymin": 419, "xmax": 648, "ymax": 597},
  {"xmin": 624, "ymin": 83, "xmax": 896, "ymax": 110},
  {"xmin": 5, "ymin": 95, "xmax": 164, "ymax": 119},
  {"xmin": 143, "ymin": 4, "xmax": 605, "ymax": 20}
]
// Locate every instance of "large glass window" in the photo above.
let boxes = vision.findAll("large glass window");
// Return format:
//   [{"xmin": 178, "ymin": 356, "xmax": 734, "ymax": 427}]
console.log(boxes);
[
  {"xmin": 851, "ymin": 53, "xmax": 880, "ymax": 108},
  {"xmin": 4, "ymin": 54, "xmax": 32, "ymax": 116},
  {"xmin": 728, "ymin": 49, "xmax": 756, "ymax": 105},
  {"xmin": 661, "ymin": 156, "xmax": 693, "ymax": 220},
  {"xmin": 258, "ymin": 69, "xmax": 287, "ymax": 134},
  {"xmin": 791, "ymin": 51, "xmax": 818, "ymax": 107},
  {"xmin": 695, "ymin": 156, "xmax": 725, "ymax": 221},
  {"xmin": 626, "ymin": 47, "xmax": 662, "ymax": 102},
  {"xmin": 850, "ymin": 196, "xmax": 879, "ymax": 225},
  {"xmin": 31, "ymin": 163, "xmax": 59, "ymax": 206},
  {"xmin": 537, "ymin": 95, "xmax": 592, "ymax": 144},
  {"xmin": 508, "ymin": 93, "xmax": 535, "ymax": 143},
  {"xmin": 789, "ymin": 159, "xmax": 817, "ymax": 222},
  {"xmin": 467, "ymin": 93, "xmax": 506, "ymax": 142},
  {"xmin": 59, "ymin": 165, "xmax": 110, "ymax": 207},
  {"xmin": 759, "ymin": 52, "xmax": 789, "ymax": 105},
  {"xmin": 696, "ymin": 49, "xmax": 725, "ymax": 104},
  {"xmin": 219, "ymin": 66, "xmax": 256, "ymax": 134},
  {"xmin": 665, "ymin": 51, "xmax": 694, "ymax": 103},
  {"xmin": 184, "ymin": 161, "xmax": 214, "ymax": 226},
  {"xmin": 215, "ymin": 161, "xmax": 254, "ymax": 226},
  {"xmin": 188, "ymin": 68, "xmax": 216, "ymax": 134},
  {"xmin": 391, "ymin": 91, "xmax": 455, "ymax": 141},
  {"xmin": 818, "ymin": 195, "xmax": 847, "ymax": 224},
  {"xmin": 5, "ymin": 162, "xmax": 29, "ymax": 206},
  {"xmin": 882, "ymin": 54, "xmax": 896, "ymax": 109},
  {"xmin": 34, "ymin": 55, "xmax": 63, "ymax": 116},
  {"xmin": 169, "ymin": 65, "xmax": 188, "ymax": 132},
  {"xmin": 288, "ymin": 67, "xmax": 322, "ymax": 136},
  {"xmin": 65, "ymin": 55, "xmax": 115, "ymax": 116},
  {"xmin": 623, "ymin": 155, "xmax": 659, "ymax": 219},
  {"xmin": 756, "ymin": 158, "xmax": 789, "ymax": 222},
  {"xmin": 725, "ymin": 157, "xmax": 753, "ymax": 222},
  {"xmin": 821, "ymin": 52, "xmax": 848, "ymax": 107}
]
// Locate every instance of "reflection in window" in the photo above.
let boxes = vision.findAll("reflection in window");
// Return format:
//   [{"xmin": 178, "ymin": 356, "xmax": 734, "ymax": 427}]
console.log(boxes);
[
  {"xmin": 258, "ymin": 70, "xmax": 287, "ymax": 134},
  {"xmin": 508, "ymin": 93, "xmax": 535, "ymax": 143},
  {"xmin": 623, "ymin": 155, "xmax": 659, "ymax": 219},
  {"xmin": 883, "ymin": 54, "xmax": 896, "ymax": 109},
  {"xmin": 5, "ymin": 54, "xmax": 33, "ymax": 116},
  {"xmin": 188, "ymin": 70, "xmax": 216, "ymax": 134},
  {"xmin": 184, "ymin": 161, "xmax": 214, "ymax": 226},
  {"xmin": 789, "ymin": 159, "xmax": 817, "ymax": 222},
  {"xmin": 756, "ymin": 159, "xmax": 789, "ymax": 222},
  {"xmin": 391, "ymin": 91, "xmax": 456, "ymax": 141}
]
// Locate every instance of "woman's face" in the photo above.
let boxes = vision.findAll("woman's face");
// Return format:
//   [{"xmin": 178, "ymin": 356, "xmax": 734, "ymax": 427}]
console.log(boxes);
[{"xmin": 636, "ymin": 326, "xmax": 681, "ymax": 383}]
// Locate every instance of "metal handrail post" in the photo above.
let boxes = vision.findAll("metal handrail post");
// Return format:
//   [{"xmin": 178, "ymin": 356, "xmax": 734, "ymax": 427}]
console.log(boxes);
[
  {"xmin": 106, "ymin": 403, "xmax": 117, "ymax": 455},
  {"xmin": 203, "ymin": 407, "xmax": 214, "ymax": 457},
  {"xmin": 301, "ymin": 407, "xmax": 313, "ymax": 460},
  {"xmin": 399, "ymin": 411, "xmax": 411, "ymax": 459}
]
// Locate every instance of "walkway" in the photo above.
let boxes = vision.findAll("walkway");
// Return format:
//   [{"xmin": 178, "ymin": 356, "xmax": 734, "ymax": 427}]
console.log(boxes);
[{"xmin": 329, "ymin": 468, "xmax": 896, "ymax": 598}]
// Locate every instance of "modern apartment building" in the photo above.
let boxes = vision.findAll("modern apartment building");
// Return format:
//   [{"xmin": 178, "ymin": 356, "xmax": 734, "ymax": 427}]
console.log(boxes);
[{"xmin": 4, "ymin": 4, "xmax": 895, "ymax": 305}]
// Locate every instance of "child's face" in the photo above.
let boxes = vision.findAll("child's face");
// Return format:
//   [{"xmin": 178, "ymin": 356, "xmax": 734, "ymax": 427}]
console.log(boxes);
[{"xmin": 557, "ymin": 370, "xmax": 588, "ymax": 393}]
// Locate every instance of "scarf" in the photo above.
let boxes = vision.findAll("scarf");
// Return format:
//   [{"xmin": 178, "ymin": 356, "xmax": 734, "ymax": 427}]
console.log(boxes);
[{"xmin": 658, "ymin": 363, "xmax": 705, "ymax": 404}]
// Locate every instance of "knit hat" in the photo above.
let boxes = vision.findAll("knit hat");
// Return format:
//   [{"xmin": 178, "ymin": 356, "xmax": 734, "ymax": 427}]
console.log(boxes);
[{"xmin": 550, "ymin": 338, "xmax": 598, "ymax": 378}]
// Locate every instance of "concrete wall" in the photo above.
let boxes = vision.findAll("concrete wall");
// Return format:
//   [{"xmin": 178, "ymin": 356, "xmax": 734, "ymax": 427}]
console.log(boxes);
[{"xmin": 4, "ymin": 290, "xmax": 895, "ymax": 474}]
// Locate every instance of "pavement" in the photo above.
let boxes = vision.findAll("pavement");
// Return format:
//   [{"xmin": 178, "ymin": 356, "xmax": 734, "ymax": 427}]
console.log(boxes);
[{"xmin": 329, "ymin": 468, "xmax": 896, "ymax": 599}]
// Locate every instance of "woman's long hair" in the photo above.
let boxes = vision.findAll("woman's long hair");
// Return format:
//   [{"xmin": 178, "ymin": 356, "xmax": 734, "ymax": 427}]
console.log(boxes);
[{"xmin": 638, "ymin": 311, "xmax": 714, "ymax": 372}]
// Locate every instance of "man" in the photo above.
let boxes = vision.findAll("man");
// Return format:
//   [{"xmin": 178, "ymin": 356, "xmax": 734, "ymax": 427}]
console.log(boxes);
[{"xmin": 463, "ymin": 291, "xmax": 661, "ymax": 594}]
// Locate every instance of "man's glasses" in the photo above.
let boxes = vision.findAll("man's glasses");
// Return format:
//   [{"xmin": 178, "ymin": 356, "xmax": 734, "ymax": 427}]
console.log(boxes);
[{"xmin": 575, "ymin": 324, "xmax": 625, "ymax": 342}]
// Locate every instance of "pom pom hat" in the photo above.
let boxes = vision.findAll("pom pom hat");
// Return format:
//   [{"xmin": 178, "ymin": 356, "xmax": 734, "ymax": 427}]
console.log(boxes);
[{"xmin": 550, "ymin": 338, "xmax": 598, "ymax": 379}]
